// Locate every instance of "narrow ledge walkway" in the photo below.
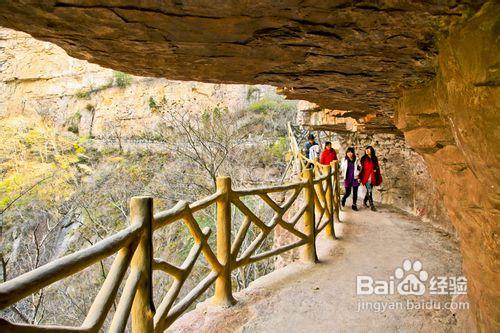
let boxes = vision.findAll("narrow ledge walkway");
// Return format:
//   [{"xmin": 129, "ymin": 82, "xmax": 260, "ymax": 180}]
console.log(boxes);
[{"xmin": 169, "ymin": 206, "xmax": 472, "ymax": 333}]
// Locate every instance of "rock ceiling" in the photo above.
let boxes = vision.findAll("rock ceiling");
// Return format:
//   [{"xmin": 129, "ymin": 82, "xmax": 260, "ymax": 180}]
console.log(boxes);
[{"xmin": 0, "ymin": 1, "xmax": 484, "ymax": 133}]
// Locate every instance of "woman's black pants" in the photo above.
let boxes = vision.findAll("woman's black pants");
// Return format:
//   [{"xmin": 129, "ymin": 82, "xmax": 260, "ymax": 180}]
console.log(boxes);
[{"xmin": 343, "ymin": 185, "xmax": 358, "ymax": 205}]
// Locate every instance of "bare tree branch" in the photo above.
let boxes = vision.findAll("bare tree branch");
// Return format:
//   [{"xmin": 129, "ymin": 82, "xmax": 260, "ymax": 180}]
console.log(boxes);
[{"xmin": 0, "ymin": 175, "xmax": 53, "ymax": 216}]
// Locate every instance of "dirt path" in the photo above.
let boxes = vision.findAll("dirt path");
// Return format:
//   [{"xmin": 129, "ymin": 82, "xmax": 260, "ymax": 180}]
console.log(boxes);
[{"xmin": 169, "ymin": 206, "xmax": 473, "ymax": 332}]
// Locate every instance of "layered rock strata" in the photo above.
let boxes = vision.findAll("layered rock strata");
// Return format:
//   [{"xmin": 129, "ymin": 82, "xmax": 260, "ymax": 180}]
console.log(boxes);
[
  {"xmin": 0, "ymin": 0, "xmax": 484, "ymax": 133},
  {"xmin": 0, "ymin": 27, "xmax": 278, "ymax": 139}
]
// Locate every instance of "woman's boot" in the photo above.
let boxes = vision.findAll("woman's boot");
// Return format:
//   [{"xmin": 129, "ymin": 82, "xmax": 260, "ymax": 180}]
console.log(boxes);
[
  {"xmin": 369, "ymin": 193, "xmax": 376, "ymax": 211},
  {"xmin": 363, "ymin": 193, "xmax": 369, "ymax": 208}
]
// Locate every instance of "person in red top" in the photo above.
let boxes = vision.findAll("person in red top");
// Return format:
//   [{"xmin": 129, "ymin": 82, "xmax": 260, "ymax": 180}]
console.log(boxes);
[
  {"xmin": 358, "ymin": 146, "xmax": 382, "ymax": 211},
  {"xmin": 319, "ymin": 142, "xmax": 338, "ymax": 165}
]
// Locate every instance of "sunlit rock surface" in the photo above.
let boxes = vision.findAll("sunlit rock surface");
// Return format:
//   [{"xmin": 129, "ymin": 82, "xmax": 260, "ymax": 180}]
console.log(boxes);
[
  {"xmin": 0, "ymin": 27, "xmax": 278, "ymax": 139},
  {"xmin": 396, "ymin": 3, "xmax": 499, "ymax": 330},
  {"xmin": 0, "ymin": 0, "xmax": 484, "ymax": 133}
]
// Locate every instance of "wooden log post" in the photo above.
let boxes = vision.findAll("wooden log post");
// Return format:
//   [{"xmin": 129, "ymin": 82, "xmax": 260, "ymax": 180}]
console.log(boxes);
[
  {"xmin": 212, "ymin": 176, "xmax": 236, "ymax": 306},
  {"xmin": 130, "ymin": 196, "xmax": 155, "ymax": 333},
  {"xmin": 324, "ymin": 164, "xmax": 336, "ymax": 239},
  {"xmin": 301, "ymin": 168, "xmax": 317, "ymax": 263},
  {"xmin": 332, "ymin": 161, "xmax": 341, "ymax": 222}
]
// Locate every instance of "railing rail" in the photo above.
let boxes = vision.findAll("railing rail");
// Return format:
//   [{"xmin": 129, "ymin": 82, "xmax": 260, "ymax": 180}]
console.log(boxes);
[{"xmin": 0, "ymin": 143, "xmax": 341, "ymax": 333}]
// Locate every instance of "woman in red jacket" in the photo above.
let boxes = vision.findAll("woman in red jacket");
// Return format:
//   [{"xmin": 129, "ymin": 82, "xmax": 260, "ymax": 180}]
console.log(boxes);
[
  {"xmin": 319, "ymin": 141, "xmax": 338, "ymax": 165},
  {"xmin": 358, "ymin": 146, "xmax": 382, "ymax": 211}
]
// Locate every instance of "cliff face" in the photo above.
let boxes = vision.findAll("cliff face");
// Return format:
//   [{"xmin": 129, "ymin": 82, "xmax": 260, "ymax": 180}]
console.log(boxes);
[
  {"xmin": 396, "ymin": 3, "xmax": 499, "ymax": 330},
  {"xmin": 0, "ymin": 27, "xmax": 278, "ymax": 139},
  {"xmin": 0, "ymin": 1, "xmax": 484, "ymax": 134},
  {"xmin": 300, "ymin": 5, "xmax": 500, "ymax": 327},
  {"xmin": 338, "ymin": 133, "xmax": 452, "ymax": 233}
]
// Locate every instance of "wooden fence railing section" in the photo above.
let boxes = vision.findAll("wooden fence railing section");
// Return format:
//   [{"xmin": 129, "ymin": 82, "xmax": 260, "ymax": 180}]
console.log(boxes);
[{"xmin": 0, "ymin": 132, "xmax": 341, "ymax": 332}]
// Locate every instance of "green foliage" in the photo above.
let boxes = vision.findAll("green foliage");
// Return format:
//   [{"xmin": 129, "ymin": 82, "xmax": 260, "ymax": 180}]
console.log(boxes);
[
  {"xmin": 247, "ymin": 98, "xmax": 297, "ymax": 118},
  {"xmin": 75, "ymin": 79, "xmax": 113, "ymax": 99},
  {"xmin": 75, "ymin": 89, "xmax": 91, "ymax": 99},
  {"xmin": 113, "ymin": 71, "xmax": 132, "ymax": 88},
  {"xmin": 0, "ymin": 115, "xmax": 85, "ymax": 213},
  {"xmin": 149, "ymin": 96, "xmax": 158, "ymax": 110},
  {"xmin": 246, "ymin": 86, "xmax": 261, "ymax": 101},
  {"xmin": 1, "ymin": 91, "xmax": 297, "ymax": 325},
  {"xmin": 270, "ymin": 136, "xmax": 288, "ymax": 158},
  {"xmin": 66, "ymin": 111, "xmax": 82, "ymax": 134},
  {"xmin": 201, "ymin": 107, "xmax": 227, "ymax": 126},
  {"xmin": 242, "ymin": 97, "xmax": 298, "ymax": 137}
]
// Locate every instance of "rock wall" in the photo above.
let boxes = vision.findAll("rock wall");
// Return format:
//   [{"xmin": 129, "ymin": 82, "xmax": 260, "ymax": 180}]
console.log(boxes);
[
  {"xmin": 0, "ymin": 27, "xmax": 278, "ymax": 138},
  {"xmin": 396, "ymin": 2, "xmax": 499, "ymax": 330},
  {"xmin": 0, "ymin": 1, "xmax": 484, "ymax": 133}
]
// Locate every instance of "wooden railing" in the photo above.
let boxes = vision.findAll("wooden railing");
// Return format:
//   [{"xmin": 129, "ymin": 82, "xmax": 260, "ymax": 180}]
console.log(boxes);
[{"xmin": 0, "ymin": 164, "xmax": 340, "ymax": 333}]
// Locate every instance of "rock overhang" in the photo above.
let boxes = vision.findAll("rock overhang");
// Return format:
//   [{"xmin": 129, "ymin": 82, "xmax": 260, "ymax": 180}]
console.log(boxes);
[{"xmin": 0, "ymin": 1, "xmax": 485, "ymax": 133}]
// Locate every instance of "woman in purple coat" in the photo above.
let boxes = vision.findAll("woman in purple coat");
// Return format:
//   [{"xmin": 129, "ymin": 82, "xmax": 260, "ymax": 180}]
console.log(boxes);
[{"xmin": 340, "ymin": 147, "xmax": 361, "ymax": 211}]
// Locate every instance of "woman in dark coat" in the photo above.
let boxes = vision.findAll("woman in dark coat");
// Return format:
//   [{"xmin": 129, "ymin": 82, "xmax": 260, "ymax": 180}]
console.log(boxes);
[{"xmin": 358, "ymin": 146, "xmax": 382, "ymax": 211}]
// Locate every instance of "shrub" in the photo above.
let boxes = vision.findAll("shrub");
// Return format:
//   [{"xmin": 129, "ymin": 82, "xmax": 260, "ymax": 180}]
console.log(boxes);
[
  {"xmin": 75, "ymin": 78, "xmax": 114, "ymax": 99},
  {"xmin": 75, "ymin": 89, "xmax": 91, "ymax": 99},
  {"xmin": 247, "ymin": 99, "xmax": 276, "ymax": 115},
  {"xmin": 247, "ymin": 86, "xmax": 261, "ymax": 101},
  {"xmin": 270, "ymin": 136, "xmax": 288, "ymax": 158},
  {"xmin": 66, "ymin": 112, "xmax": 82, "ymax": 134},
  {"xmin": 245, "ymin": 98, "xmax": 297, "ymax": 135},
  {"xmin": 113, "ymin": 71, "xmax": 132, "ymax": 88},
  {"xmin": 149, "ymin": 96, "xmax": 158, "ymax": 110}
]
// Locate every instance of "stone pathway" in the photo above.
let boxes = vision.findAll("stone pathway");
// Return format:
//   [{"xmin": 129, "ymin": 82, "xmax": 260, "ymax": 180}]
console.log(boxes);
[{"xmin": 169, "ymin": 206, "xmax": 473, "ymax": 332}]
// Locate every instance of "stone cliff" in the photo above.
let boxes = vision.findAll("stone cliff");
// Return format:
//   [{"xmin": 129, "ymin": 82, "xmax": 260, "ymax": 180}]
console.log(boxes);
[
  {"xmin": 0, "ymin": 1, "xmax": 485, "ymax": 133},
  {"xmin": 396, "ymin": 3, "xmax": 499, "ymax": 330},
  {"xmin": 298, "ymin": 5, "xmax": 499, "ymax": 327},
  {"xmin": 0, "ymin": 27, "xmax": 278, "ymax": 139},
  {"xmin": 298, "ymin": 102, "xmax": 453, "ymax": 233}
]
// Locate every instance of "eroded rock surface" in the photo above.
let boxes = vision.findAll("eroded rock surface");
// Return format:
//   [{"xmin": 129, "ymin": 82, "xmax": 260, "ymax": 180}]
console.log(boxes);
[
  {"xmin": 0, "ymin": 1, "xmax": 484, "ymax": 133},
  {"xmin": 396, "ymin": 3, "xmax": 499, "ymax": 330},
  {"xmin": 297, "ymin": 103, "xmax": 453, "ymax": 234},
  {"xmin": 337, "ymin": 133, "xmax": 452, "ymax": 233},
  {"xmin": 0, "ymin": 27, "xmax": 279, "ymax": 139}
]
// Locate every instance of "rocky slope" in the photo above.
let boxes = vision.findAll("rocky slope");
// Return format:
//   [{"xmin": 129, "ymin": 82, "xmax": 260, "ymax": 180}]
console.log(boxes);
[
  {"xmin": 0, "ymin": 27, "xmax": 279, "ymax": 139},
  {"xmin": 0, "ymin": 29, "xmax": 298, "ymax": 326}
]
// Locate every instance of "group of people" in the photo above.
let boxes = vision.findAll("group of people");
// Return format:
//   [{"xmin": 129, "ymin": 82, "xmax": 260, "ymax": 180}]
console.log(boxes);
[{"xmin": 303, "ymin": 134, "xmax": 382, "ymax": 211}]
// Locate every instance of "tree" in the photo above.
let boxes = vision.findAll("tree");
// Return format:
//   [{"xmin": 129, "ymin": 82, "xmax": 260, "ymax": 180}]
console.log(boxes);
[{"xmin": 155, "ymin": 106, "xmax": 246, "ymax": 191}]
